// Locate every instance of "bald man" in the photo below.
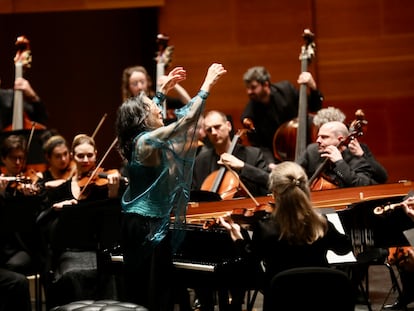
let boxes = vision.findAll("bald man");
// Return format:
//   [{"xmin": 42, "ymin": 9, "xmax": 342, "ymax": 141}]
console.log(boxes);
[{"xmin": 297, "ymin": 121, "xmax": 376, "ymax": 188}]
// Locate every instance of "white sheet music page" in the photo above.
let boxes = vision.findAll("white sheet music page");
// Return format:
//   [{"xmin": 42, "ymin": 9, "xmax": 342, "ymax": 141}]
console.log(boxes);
[{"xmin": 325, "ymin": 212, "xmax": 357, "ymax": 264}]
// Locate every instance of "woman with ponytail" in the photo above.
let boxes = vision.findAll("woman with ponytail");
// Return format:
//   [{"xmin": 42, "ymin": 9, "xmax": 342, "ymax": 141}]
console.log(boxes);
[{"xmin": 220, "ymin": 161, "xmax": 352, "ymax": 310}]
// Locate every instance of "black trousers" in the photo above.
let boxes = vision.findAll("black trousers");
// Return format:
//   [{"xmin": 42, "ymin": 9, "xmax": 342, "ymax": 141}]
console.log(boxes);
[
  {"xmin": 0, "ymin": 268, "xmax": 31, "ymax": 311},
  {"xmin": 121, "ymin": 214, "xmax": 174, "ymax": 311}
]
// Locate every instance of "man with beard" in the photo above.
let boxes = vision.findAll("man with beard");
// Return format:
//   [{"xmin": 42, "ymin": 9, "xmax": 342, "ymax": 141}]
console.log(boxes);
[{"xmin": 240, "ymin": 66, "xmax": 323, "ymax": 165}]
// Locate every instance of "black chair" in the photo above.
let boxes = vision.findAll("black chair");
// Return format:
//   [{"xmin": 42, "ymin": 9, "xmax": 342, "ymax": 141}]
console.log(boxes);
[
  {"xmin": 40, "ymin": 198, "xmax": 123, "ymax": 308},
  {"xmin": 267, "ymin": 266, "xmax": 355, "ymax": 311}
]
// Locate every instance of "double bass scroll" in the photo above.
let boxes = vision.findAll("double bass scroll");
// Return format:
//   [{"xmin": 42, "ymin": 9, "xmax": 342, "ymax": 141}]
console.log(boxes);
[{"xmin": 155, "ymin": 33, "xmax": 174, "ymax": 120}]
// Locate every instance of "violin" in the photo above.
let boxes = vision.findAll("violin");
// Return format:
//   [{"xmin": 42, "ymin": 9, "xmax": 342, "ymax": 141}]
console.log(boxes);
[
  {"xmin": 1, "ymin": 168, "xmax": 42, "ymax": 195},
  {"xmin": 77, "ymin": 168, "xmax": 122, "ymax": 189},
  {"xmin": 75, "ymin": 137, "xmax": 125, "ymax": 200},
  {"xmin": 200, "ymin": 202, "xmax": 274, "ymax": 230},
  {"xmin": 199, "ymin": 173, "xmax": 274, "ymax": 229},
  {"xmin": 373, "ymin": 202, "xmax": 403, "ymax": 215}
]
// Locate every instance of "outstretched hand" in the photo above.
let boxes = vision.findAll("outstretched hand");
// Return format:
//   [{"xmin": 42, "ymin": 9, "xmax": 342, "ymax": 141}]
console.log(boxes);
[
  {"xmin": 159, "ymin": 67, "xmax": 187, "ymax": 94},
  {"xmin": 201, "ymin": 63, "xmax": 227, "ymax": 93}
]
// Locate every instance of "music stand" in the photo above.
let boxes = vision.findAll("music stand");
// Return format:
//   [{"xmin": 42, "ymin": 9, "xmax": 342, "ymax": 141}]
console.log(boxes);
[
  {"xmin": 339, "ymin": 195, "xmax": 414, "ymax": 250},
  {"xmin": 50, "ymin": 198, "xmax": 122, "ymax": 252}
]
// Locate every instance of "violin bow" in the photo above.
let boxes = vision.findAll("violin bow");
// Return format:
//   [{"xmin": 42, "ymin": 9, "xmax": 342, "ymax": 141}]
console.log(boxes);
[
  {"xmin": 222, "ymin": 163, "xmax": 260, "ymax": 207},
  {"xmin": 77, "ymin": 137, "xmax": 118, "ymax": 199},
  {"xmin": 26, "ymin": 122, "xmax": 37, "ymax": 153},
  {"xmin": 91, "ymin": 113, "xmax": 108, "ymax": 140}
]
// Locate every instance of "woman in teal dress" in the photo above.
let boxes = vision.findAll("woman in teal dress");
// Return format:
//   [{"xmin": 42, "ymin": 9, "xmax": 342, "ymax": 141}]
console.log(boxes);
[{"xmin": 115, "ymin": 63, "xmax": 227, "ymax": 311}]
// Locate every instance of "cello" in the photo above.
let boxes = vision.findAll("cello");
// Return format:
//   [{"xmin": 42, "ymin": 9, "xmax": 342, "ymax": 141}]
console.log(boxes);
[
  {"xmin": 273, "ymin": 29, "xmax": 317, "ymax": 162},
  {"xmin": 308, "ymin": 110, "xmax": 368, "ymax": 191},
  {"xmin": 200, "ymin": 130, "xmax": 246, "ymax": 200}
]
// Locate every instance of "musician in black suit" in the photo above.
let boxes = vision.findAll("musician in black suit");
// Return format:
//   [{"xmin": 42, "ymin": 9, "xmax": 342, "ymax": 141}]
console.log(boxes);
[
  {"xmin": 296, "ymin": 121, "xmax": 377, "ymax": 188},
  {"xmin": 240, "ymin": 66, "xmax": 323, "ymax": 165},
  {"xmin": 0, "ymin": 77, "xmax": 47, "ymax": 130},
  {"xmin": 312, "ymin": 106, "xmax": 388, "ymax": 184},
  {"xmin": 192, "ymin": 110, "xmax": 270, "ymax": 199}
]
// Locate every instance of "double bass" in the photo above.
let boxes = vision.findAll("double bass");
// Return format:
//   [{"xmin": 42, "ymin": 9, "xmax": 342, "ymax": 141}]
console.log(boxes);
[
  {"xmin": 273, "ymin": 29, "xmax": 318, "ymax": 162},
  {"xmin": 2, "ymin": 35, "xmax": 47, "ymax": 173},
  {"xmin": 155, "ymin": 33, "xmax": 174, "ymax": 120}
]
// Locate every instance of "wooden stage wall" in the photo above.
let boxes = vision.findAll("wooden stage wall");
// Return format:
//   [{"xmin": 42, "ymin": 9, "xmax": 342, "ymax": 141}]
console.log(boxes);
[
  {"xmin": 0, "ymin": 0, "xmax": 412, "ymax": 183},
  {"xmin": 158, "ymin": 0, "xmax": 414, "ymax": 183}
]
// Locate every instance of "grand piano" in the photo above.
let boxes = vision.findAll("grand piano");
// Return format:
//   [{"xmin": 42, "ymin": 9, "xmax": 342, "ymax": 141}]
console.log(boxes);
[{"xmin": 173, "ymin": 181, "xmax": 414, "ymax": 280}]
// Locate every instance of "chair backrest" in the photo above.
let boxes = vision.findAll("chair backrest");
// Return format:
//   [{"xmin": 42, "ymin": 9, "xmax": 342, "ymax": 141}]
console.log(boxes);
[{"xmin": 267, "ymin": 266, "xmax": 355, "ymax": 311}]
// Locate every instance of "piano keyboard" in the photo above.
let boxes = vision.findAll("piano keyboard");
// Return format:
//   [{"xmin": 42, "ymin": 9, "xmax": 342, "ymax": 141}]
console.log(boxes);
[
  {"xmin": 111, "ymin": 254, "xmax": 219, "ymax": 272},
  {"xmin": 173, "ymin": 260, "xmax": 216, "ymax": 272}
]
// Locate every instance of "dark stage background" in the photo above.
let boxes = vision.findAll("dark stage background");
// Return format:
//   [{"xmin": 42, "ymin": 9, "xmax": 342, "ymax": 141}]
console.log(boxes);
[{"xmin": 0, "ymin": 8, "xmax": 158, "ymax": 169}]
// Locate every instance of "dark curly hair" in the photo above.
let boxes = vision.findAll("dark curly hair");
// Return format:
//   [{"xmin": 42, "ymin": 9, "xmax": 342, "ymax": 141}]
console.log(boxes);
[{"xmin": 116, "ymin": 93, "xmax": 151, "ymax": 161}]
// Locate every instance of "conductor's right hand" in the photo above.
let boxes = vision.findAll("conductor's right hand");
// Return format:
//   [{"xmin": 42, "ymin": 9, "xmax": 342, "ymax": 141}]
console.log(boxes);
[{"xmin": 201, "ymin": 63, "xmax": 227, "ymax": 93}]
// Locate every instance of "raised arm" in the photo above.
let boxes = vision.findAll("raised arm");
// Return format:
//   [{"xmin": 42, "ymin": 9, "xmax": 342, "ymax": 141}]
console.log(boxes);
[{"xmin": 148, "ymin": 63, "xmax": 227, "ymax": 141}]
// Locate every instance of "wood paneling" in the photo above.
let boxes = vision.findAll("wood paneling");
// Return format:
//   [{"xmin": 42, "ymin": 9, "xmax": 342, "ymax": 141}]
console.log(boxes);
[
  {"xmin": 158, "ymin": 0, "xmax": 414, "ymax": 183},
  {"xmin": 0, "ymin": 0, "xmax": 412, "ymax": 183},
  {"xmin": 0, "ymin": 0, "xmax": 164, "ymax": 13}
]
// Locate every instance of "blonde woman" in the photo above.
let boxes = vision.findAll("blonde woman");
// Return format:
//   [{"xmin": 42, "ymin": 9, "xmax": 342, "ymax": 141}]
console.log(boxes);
[{"xmin": 220, "ymin": 161, "xmax": 352, "ymax": 310}]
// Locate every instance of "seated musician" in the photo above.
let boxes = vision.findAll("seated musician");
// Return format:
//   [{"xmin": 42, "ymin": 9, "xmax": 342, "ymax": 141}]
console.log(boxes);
[
  {"xmin": 38, "ymin": 134, "xmax": 121, "ymax": 309},
  {"xmin": 0, "ymin": 135, "xmax": 41, "ymax": 310},
  {"xmin": 192, "ymin": 110, "xmax": 270, "ymax": 199},
  {"xmin": 384, "ymin": 196, "xmax": 414, "ymax": 310},
  {"xmin": 219, "ymin": 161, "xmax": 353, "ymax": 311},
  {"xmin": 297, "ymin": 121, "xmax": 377, "ymax": 189},
  {"xmin": 312, "ymin": 107, "xmax": 388, "ymax": 184},
  {"xmin": 40, "ymin": 134, "xmax": 75, "ymax": 188},
  {"xmin": 0, "ymin": 134, "xmax": 42, "ymax": 268},
  {"xmin": 191, "ymin": 110, "xmax": 270, "ymax": 311},
  {"xmin": 0, "ymin": 76, "xmax": 47, "ymax": 130}
]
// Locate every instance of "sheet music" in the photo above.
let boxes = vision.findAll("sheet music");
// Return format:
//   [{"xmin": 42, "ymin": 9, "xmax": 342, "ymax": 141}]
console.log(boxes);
[
  {"xmin": 325, "ymin": 212, "xmax": 357, "ymax": 264},
  {"xmin": 403, "ymin": 228, "xmax": 414, "ymax": 247}
]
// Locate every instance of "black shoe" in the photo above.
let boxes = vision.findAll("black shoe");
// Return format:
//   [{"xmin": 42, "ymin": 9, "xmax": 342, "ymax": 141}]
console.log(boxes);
[{"xmin": 383, "ymin": 300, "xmax": 405, "ymax": 310}]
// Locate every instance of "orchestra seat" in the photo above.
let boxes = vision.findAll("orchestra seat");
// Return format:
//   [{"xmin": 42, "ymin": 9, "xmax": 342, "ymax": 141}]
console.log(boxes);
[
  {"xmin": 50, "ymin": 299, "xmax": 148, "ymax": 310},
  {"xmin": 267, "ymin": 267, "xmax": 355, "ymax": 311}
]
